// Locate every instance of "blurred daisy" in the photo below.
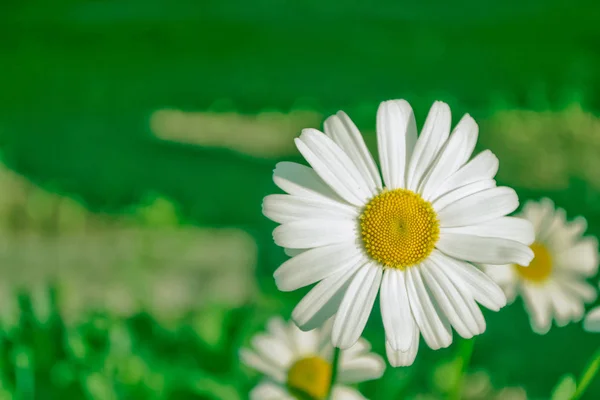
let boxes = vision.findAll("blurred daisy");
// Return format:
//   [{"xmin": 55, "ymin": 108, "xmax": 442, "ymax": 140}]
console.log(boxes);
[
  {"xmin": 584, "ymin": 283, "xmax": 600, "ymax": 333},
  {"xmin": 240, "ymin": 317, "xmax": 384, "ymax": 400},
  {"xmin": 263, "ymin": 100, "xmax": 534, "ymax": 366},
  {"xmin": 485, "ymin": 198, "xmax": 599, "ymax": 334}
]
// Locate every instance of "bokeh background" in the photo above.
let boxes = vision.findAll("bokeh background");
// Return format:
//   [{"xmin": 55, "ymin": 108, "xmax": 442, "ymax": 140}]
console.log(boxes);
[{"xmin": 2, "ymin": 1, "xmax": 600, "ymax": 398}]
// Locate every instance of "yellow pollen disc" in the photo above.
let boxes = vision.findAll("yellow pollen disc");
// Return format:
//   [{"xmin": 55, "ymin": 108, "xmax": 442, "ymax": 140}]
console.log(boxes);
[
  {"xmin": 286, "ymin": 356, "xmax": 332, "ymax": 400},
  {"xmin": 515, "ymin": 242, "xmax": 553, "ymax": 283},
  {"xmin": 360, "ymin": 189, "xmax": 440, "ymax": 269}
]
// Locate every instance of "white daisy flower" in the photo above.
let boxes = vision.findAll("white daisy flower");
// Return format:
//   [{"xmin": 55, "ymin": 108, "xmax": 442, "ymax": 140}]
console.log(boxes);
[
  {"xmin": 240, "ymin": 317, "xmax": 385, "ymax": 400},
  {"xmin": 263, "ymin": 100, "xmax": 534, "ymax": 366},
  {"xmin": 485, "ymin": 198, "xmax": 599, "ymax": 334}
]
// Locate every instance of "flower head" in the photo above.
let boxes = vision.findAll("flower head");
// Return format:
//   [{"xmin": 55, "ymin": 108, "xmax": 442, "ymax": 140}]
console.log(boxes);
[
  {"xmin": 240, "ymin": 317, "xmax": 384, "ymax": 399},
  {"xmin": 263, "ymin": 100, "xmax": 534, "ymax": 366},
  {"xmin": 485, "ymin": 198, "xmax": 599, "ymax": 334}
]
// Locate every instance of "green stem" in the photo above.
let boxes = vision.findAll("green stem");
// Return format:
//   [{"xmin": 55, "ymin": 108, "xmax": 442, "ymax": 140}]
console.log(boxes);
[
  {"xmin": 328, "ymin": 347, "xmax": 342, "ymax": 400},
  {"xmin": 450, "ymin": 338, "xmax": 476, "ymax": 400},
  {"xmin": 571, "ymin": 346, "xmax": 600, "ymax": 400}
]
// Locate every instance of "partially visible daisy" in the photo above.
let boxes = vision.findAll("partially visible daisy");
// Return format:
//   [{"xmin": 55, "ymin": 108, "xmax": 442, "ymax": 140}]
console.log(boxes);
[
  {"xmin": 584, "ymin": 282, "xmax": 600, "ymax": 333},
  {"xmin": 485, "ymin": 198, "xmax": 599, "ymax": 334},
  {"xmin": 263, "ymin": 100, "xmax": 534, "ymax": 366},
  {"xmin": 240, "ymin": 317, "xmax": 385, "ymax": 400}
]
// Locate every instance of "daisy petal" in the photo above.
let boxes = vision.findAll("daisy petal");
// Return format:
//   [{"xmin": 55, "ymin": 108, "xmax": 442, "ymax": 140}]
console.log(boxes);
[
  {"xmin": 406, "ymin": 101, "xmax": 451, "ymax": 191},
  {"xmin": 521, "ymin": 285, "xmax": 552, "ymax": 334},
  {"xmin": 338, "ymin": 353, "xmax": 385, "ymax": 383},
  {"xmin": 274, "ymin": 243, "xmax": 364, "ymax": 291},
  {"xmin": 437, "ymin": 233, "xmax": 534, "ymax": 266},
  {"xmin": 554, "ymin": 237, "xmax": 599, "ymax": 276},
  {"xmin": 437, "ymin": 187, "xmax": 519, "ymax": 228},
  {"xmin": 273, "ymin": 162, "xmax": 341, "ymax": 202},
  {"xmin": 380, "ymin": 268, "xmax": 415, "ymax": 352},
  {"xmin": 296, "ymin": 129, "xmax": 372, "ymax": 206},
  {"xmin": 266, "ymin": 317, "xmax": 293, "ymax": 348},
  {"xmin": 331, "ymin": 386, "xmax": 367, "ymax": 400},
  {"xmin": 584, "ymin": 306, "xmax": 600, "ymax": 333},
  {"xmin": 292, "ymin": 260, "xmax": 363, "ymax": 331},
  {"xmin": 251, "ymin": 334, "xmax": 294, "ymax": 370},
  {"xmin": 332, "ymin": 262, "xmax": 383, "ymax": 349},
  {"xmin": 548, "ymin": 282, "xmax": 584, "ymax": 326},
  {"xmin": 422, "ymin": 256, "xmax": 486, "ymax": 338},
  {"xmin": 440, "ymin": 217, "xmax": 535, "ymax": 246},
  {"xmin": 376, "ymin": 100, "xmax": 416, "ymax": 189},
  {"xmin": 435, "ymin": 251, "xmax": 506, "ymax": 311},
  {"xmin": 561, "ymin": 279, "xmax": 598, "ymax": 303},
  {"xmin": 324, "ymin": 111, "xmax": 382, "ymax": 192},
  {"xmin": 419, "ymin": 114, "xmax": 478, "ymax": 199},
  {"xmin": 433, "ymin": 180, "xmax": 496, "ymax": 212},
  {"xmin": 240, "ymin": 349, "xmax": 286, "ymax": 382},
  {"xmin": 263, "ymin": 194, "xmax": 359, "ymax": 224},
  {"xmin": 386, "ymin": 328, "xmax": 419, "ymax": 367},
  {"xmin": 406, "ymin": 266, "xmax": 452, "ymax": 350},
  {"xmin": 273, "ymin": 219, "xmax": 357, "ymax": 249},
  {"xmin": 250, "ymin": 381, "xmax": 293, "ymax": 400},
  {"xmin": 432, "ymin": 150, "xmax": 499, "ymax": 200}
]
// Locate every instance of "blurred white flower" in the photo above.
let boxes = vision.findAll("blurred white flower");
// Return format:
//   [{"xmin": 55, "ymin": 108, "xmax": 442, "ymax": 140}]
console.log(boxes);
[
  {"xmin": 263, "ymin": 100, "xmax": 533, "ymax": 366},
  {"xmin": 584, "ymin": 282, "xmax": 600, "ymax": 333},
  {"xmin": 485, "ymin": 198, "xmax": 599, "ymax": 334},
  {"xmin": 240, "ymin": 317, "xmax": 384, "ymax": 400}
]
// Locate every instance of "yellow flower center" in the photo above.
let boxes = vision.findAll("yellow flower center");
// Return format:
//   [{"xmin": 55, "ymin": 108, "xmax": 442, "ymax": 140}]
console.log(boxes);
[
  {"xmin": 514, "ymin": 242, "xmax": 553, "ymax": 283},
  {"xmin": 360, "ymin": 189, "xmax": 440, "ymax": 269},
  {"xmin": 286, "ymin": 356, "xmax": 332, "ymax": 400}
]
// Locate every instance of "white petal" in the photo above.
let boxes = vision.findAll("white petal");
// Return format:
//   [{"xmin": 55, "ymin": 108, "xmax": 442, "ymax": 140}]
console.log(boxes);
[
  {"xmin": 406, "ymin": 101, "xmax": 451, "ymax": 191},
  {"xmin": 338, "ymin": 353, "xmax": 385, "ymax": 383},
  {"xmin": 549, "ymin": 215, "xmax": 588, "ymax": 251},
  {"xmin": 250, "ymin": 334, "xmax": 294, "ymax": 370},
  {"xmin": 521, "ymin": 198, "xmax": 555, "ymax": 236},
  {"xmin": 433, "ymin": 180, "xmax": 496, "ymax": 212},
  {"xmin": 263, "ymin": 194, "xmax": 359, "ymax": 224},
  {"xmin": 284, "ymin": 248, "xmax": 306, "ymax": 257},
  {"xmin": 419, "ymin": 114, "xmax": 478, "ymax": 199},
  {"xmin": 266, "ymin": 317, "xmax": 294, "ymax": 348},
  {"xmin": 376, "ymin": 100, "xmax": 416, "ymax": 189},
  {"xmin": 406, "ymin": 266, "xmax": 452, "ymax": 350},
  {"xmin": 386, "ymin": 328, "xmax": 419, "ymax": 368},
  {"xmin": 521, "ymin": 285, "xmax": 552, "ymax": 334},
  {"xmin": 292, "ymin": 260, "xmax": 363, "ymax": 331},
  {"xmin": 548, "ymin": 282, "xmax": 584, "ymax": 326},
  {"xmin": 274, "ymin": 243, "xmax": 364, "ymax": 291},
  {"xmin": 332, "ymin": 262, "xmax": 383, "ymax": 349},
  {"xmin": 554, "ymin": 237, "xmax": 599, "ymax": 276},
  {"xmin": 289, "ymin": 323, "xmax": 321, "ymax": 356},
  {"xmin": 249, "ymin": 381, "xmax": 293, "ymax": 400},
  {"xmin": 380, "ymin": 268, "xmax": 415, "ymax": 351},
  {"xmin": 431, "ymin": 150, "xmax": 499, "ymax": 200},
  {"xmin": 273, "ymin": 162, "xmax": 341, "ymax": 202},
  {"xmin": 422, "ymin": 255, "xmax": 486, "ymax": 338},
  {"xmin": 331, "ymin": 386, "xmax": 367, "ymax": 400},
  {"xmin": 342, "ymin": 338, "xmax": 372, "ymax": 359},
  {"xmin": 324, "ymin": 111, "xmax": 382, "ymax": 192},
  {"xmin": 240, "ymin": 349, "xmax": 286, "ymax": 382},
  {"xmin": 296, "ymin": 129, "xmax": 372, "ymax": 206},
  {"xmin": 273, "ymin": 219, "xmax": 357, "ymax": 249},
  {"xmin": 437, "ymin": 233, "xmax": 534, "ymax": 266},
  {"xmin": 561, "ymin": 279, "xmax": 598, "ymax": 303},
  {"xmin": 584, "ymin": 306, "xmax": 600, "ymax": 332},
  {"xmin": 440, "ymin": 217, "xmax": 535, "ymax": 246},
  {"xmin": 437, "ymin": 187, "xmax": 519, "ymax": 228},
  {"xmin": 483, "ymin": 264, "xmax": 518, "ymax": 302},
  {"xmin": 436, "ymin": 251, "xmax": 507, "ymax": 311}
]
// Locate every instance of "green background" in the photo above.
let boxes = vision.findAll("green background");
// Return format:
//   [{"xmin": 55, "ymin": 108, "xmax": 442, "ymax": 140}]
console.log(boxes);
[{"xmin": 1, "ymin": 1, "xmax": 600, "ymax": 398}]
